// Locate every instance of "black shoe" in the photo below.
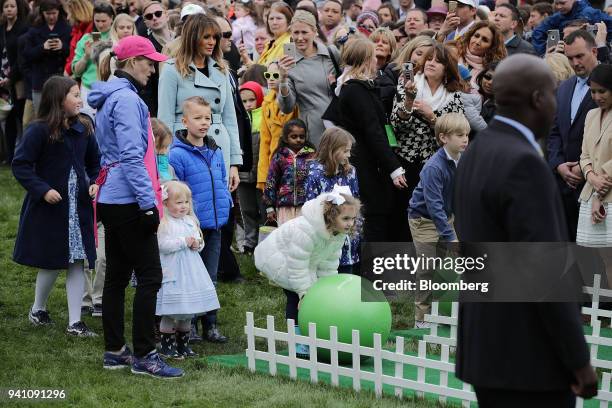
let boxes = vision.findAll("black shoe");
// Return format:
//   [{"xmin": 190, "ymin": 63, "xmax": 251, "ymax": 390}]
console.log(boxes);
[
  {"xmin": 67, "ymin": 321, "xmax": 98, "ymax": 337},
  {"xmin": 92, "ymin": 304, "xmax": 103, "ymax": 317},
  {"xmin": 176, "ymin": 331, "xmax": 198, "ymax": 358},
  {"xmin": 29, "ymin": 308, "xmax": 53, "ymax": 326},
  {"xmin": 159, "ymin": 332, "xmax": 183, "ymax": 360},
  {"xmin": 81, "ymin": 305, "xmax": 94, "ymax": 316},
  {"xmin": 204, "ymin": 324, "xmax": 228, "ymax": 343}
]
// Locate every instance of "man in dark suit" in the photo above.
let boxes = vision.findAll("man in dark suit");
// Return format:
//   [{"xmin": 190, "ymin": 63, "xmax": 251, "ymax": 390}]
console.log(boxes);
[
  {"xmin": 547, "ymin": 30, "xmax": 599, "ymax": 241},
  {"xmin": 493, "ymin": 3, "xmax": 536, "ymax": 56},
  {"xmin": 454, "ymin": 54, "xmax": 597, "ymax": 407}
]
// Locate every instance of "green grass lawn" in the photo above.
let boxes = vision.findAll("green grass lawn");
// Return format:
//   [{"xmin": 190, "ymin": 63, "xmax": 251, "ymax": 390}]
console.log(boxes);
[{"xmin": 0, "ymin": 166, "xmax": 440, "ymax": 407}]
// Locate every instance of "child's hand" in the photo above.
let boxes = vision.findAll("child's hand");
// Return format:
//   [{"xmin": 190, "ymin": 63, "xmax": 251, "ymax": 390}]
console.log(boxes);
[
  {"xmin": 189, "ymin": 237, "xmax": 201, "ymax": 250},
  {"xmin": 266, "ymin": 210, "xmax": 276, "ymax": 223},
  {"xmin": 185, "ymin": 237, "xmax": 196, "ymax": 248},
  {"xmin": 89, "ymin": 184, "xmax": 99, "ymax": 199},
  {"xmin": 44, "ymin": 189, "xmax": 62, "ymax": 204}
]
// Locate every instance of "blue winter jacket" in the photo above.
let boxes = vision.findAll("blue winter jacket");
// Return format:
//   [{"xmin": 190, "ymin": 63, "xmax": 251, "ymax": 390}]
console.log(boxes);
[
  {"xmin": 531, "ymin": 0, "xmax": 612, "ymax": 55},
  {"xmin": 88, "ymin": 76, "xmax": 156, "ymax": 210},
  {"xmin": 169, "ymin": 131, "xmax": 232, "ymax": 230}
]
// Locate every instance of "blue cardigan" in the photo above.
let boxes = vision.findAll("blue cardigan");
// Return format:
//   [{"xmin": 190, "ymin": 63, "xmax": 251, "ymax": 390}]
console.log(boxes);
[
  {"xmin": 408, "ymin": 147, "xmax": 458, "ymax": 241},
  {"xmin": 169, "ymin": 131, "xmax": 232, "ymax": 230}
]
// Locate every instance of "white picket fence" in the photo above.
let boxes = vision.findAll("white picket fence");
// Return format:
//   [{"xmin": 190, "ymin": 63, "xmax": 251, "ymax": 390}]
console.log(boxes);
[{"xmin": 243, "ymin": 274, "xmax": 612, "ymax": 406}]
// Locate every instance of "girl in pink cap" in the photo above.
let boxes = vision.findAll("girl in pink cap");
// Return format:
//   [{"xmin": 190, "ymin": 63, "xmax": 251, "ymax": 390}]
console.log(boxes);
[{"xmin": 86, "ymin": 35, "xmax": 184, "ymax": 379}]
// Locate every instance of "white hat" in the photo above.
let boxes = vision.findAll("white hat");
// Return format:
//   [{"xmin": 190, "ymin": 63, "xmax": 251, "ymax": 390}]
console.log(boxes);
[
  {"xmin": 457, "ymin": 0, "xmax": 478, "ymax": 8},
  {"xmin": 180, "ymin": 3, "xmax": 205, "ymax": 21}
]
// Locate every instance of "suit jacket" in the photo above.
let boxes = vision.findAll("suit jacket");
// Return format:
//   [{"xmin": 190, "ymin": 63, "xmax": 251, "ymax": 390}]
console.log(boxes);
[
  {"xmin": 505, "ymin": 34, "xmax": 536, "ymax": 56},
  {"xmin": 454, "ymin": 119, "xmax": 590, "ymax": 390},
  {"xmin": 547, "ymin": 75, "xmax": 597, "ymax": 197},
  {"xmin": 579, "ymin": 108, "xmax": 612, "ymax": 203}
]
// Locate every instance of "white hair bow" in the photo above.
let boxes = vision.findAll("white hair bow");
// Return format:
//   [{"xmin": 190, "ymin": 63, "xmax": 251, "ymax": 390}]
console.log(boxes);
[
  {"xmin": 325, "ymin": 185, "xmax": 352, "ymax": 205},
  {"xmin": 161, "ymin": 184, "xmax": 168, "ymax": 201}
]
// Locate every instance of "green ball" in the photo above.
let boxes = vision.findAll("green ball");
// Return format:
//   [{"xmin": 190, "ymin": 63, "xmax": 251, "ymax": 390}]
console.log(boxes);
[{"xmin": 298, "ymin": 274, "xmax": 392, "ymax": 364}]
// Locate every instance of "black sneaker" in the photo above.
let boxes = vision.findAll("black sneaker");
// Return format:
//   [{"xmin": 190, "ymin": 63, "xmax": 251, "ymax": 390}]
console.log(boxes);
[
  {"xmin": 204, "ymin": 324, "xmax": 228, "ymax": 343},
  {"xmin": 67, "ymin": 321, "xmax": 98, "ymax": 337},
  {"xmin": 29, "ymin": 308, "xmax": 53, "ymax": 326},
  {"xmin": 92, "ymin": 304, "xmax": 103, "ymax": 317},
  {"xmin": 81, "ymin": 305, "xmax": 94, "ymax": 316}
]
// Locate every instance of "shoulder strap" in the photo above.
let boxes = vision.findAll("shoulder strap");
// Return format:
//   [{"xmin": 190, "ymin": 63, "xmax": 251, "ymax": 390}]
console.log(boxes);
[{"xmin": 326, "ymin": 46, "xmax": 341, "ymax": 78}]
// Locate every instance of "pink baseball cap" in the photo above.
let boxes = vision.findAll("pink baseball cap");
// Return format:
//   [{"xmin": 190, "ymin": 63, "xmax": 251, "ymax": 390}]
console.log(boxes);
[{"xmin": 113, "ymin": 35, "xmax": 168, "ymax": 62}]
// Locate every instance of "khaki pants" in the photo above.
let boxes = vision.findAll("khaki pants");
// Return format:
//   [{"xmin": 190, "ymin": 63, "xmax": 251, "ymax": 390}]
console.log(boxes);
[
  {"xmin": 22, "ymin": 99, "xmax": 33, "ymax": 128},
  {"xmin": 408, "ymin": 216, "xmax": 456, "ymax": 321},
  {"xmin": 82, "ymin": 223, "xmax": 106, "ymax": 307}
]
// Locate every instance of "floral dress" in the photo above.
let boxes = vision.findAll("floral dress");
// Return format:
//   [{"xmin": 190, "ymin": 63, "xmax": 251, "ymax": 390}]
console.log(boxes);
[{"xmin": 68, "ymin": 167, "xmax": 86, "ymax": 263}]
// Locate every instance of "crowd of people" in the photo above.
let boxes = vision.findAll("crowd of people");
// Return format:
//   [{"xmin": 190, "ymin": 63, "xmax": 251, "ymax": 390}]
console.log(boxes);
[{"xmin": 3, "ymin": 0, "xmax": 612, "ymax": 402}]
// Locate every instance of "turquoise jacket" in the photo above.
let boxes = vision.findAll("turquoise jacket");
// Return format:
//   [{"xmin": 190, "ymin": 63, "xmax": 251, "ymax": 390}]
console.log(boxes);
[{"xmin": 157, "ymin": 58, "xmax": 243, "ymax": 181}]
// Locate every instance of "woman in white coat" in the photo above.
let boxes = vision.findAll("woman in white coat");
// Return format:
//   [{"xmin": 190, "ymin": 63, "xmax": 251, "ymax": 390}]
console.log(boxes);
[{"xmin": 158, "ymin": 13, "xmax": 242, "ymax": 188}]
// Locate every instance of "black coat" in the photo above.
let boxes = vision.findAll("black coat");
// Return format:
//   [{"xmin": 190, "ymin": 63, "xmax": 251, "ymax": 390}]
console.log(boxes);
[
  {"xmin": 0, "ymin": 20, "xmax": 28, "ymax": 84},
  {"xmin": 12, "ymin": 118, "xmax": 101, "ymax": 269},
  {"xmin": 140, "ymin": 33, "xmax": 162, "ymax": 117},
  {"xmin": 374, "ymin": 62, "xmax": 400, "ymax": 118},
  {"xmin": 454, "ymin": 119, "xmax": 590, "ymax": 390},
  {"xmin": 505, "ymin": 34, "xmax": 537, "ymax": 56},
  {"xmin": 229, "ymin": 71, "xmax": 253, "ymax": 173},
  {"xmin": 22, "ymin": 19, "xmax": 71, "ymax": 91},
  {"xmin": 337, "ymin": 79, "xmax": 401, "ymax": 215}
]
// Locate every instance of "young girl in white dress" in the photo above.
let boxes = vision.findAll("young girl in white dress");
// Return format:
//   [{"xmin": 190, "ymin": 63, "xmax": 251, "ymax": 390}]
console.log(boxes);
[{"xmin": 156, "ymin": 180, "xmax": 220, "ymax": 358}]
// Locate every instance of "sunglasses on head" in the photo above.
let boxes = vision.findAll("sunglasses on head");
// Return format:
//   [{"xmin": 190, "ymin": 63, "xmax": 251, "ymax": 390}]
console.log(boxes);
[
  {"xmin": 264, "ymin": 71, "xmax": 280, "ymax": 79},
  {"xmin": 337, "ymin": 26, "xmax": 356, "ymax": 46},
  {"xmin": 144, "ymin": 10, "xmax": 163, "ymax": 20}
]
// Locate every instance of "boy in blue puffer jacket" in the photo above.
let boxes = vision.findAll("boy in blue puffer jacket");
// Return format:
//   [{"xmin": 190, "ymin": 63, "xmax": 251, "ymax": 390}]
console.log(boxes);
[{"xmin": 168, "ymin": 96, "xmax": 232, "ymax": 344}]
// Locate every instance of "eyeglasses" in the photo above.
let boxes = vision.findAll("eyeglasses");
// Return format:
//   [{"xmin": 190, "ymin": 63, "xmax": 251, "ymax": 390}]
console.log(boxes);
[
  {"xmin": 483, "ymin": 74, "xmax": 493, "ymax": 80},
  {"xmin": 144, "ymin": 10, "xmax": 163, "ymax": 20},
  {"xmin": 221, "ymin": 31, "xmax": 232, "ymax": 39},
  {"xmin": 264, "ymin": 72, "xmax": 280, "ymax": 79},
  {"xmin": 337, "ymin": 26, "xmax": 356, "ymax": 46}
]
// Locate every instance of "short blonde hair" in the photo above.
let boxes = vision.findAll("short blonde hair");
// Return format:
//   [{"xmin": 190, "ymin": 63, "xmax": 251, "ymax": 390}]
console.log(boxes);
[
  {"xmin": 160, "ymin": 180, "xmax": 202, "ymax": 234},
  {"xmin": 392, "ymin": 35, "xmax": 435, "ymax": 71},
  {"xmin": 322, "ymin": 194, "xmax": 361, "ymax": 236},
  {"xmin": 544, "ymin": 52, "xmax": 575, "ymax": 84},
  {"xmin": 182, "ymin": 96, "xmax": 210, "ymax": 117},
  {"xmin": 435, "ymin": 113, "xmax": 470, "ymax": 145},
  {"xmin": 369, "ymin": 27, "xmax": 397, "ymax": 63}
]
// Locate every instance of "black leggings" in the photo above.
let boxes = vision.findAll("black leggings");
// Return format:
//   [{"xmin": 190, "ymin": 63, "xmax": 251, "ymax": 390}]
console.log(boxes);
[{"xmin": 284, "ymin": 289, "xmax": 299, "ymax": 325}]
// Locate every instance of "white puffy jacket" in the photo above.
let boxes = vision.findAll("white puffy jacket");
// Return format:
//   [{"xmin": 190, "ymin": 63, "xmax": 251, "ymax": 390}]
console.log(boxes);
[{"xmin": 254, "ymin": 195, "xmax": 346, "ymax": 297}]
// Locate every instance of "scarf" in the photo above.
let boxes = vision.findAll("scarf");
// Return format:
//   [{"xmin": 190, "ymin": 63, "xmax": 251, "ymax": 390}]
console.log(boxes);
[
  {"xmin": 462, "ymin": 50, "xmax": 484, "ymax": 93},
  {"xmin": 414, "ymin": 73, "xmax": 455, "ymax": 112}
]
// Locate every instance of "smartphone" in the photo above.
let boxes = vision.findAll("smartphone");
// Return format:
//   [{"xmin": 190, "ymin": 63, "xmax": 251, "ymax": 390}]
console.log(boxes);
[
  {"xmin": 546, "ymin": 29, "xmax": 560, "ymax": 50},
  {"xmin": 402, "ymin": 62, "xmax": 414, "ymax": 82},
  {"xmin": 449, "ymin": 0, "xmax": 457, "ymax": 13},
  {"xmin": 48, "ymin": 32, "xmax": 59, "ymax": 40},
  {"xmin": 240, "ymin": 30, "xmax": 244, "ymax": 44},
  {"xmin": 91, "ymin": 31, "xmax": 101, "ymax": 42},
  {"xmin": 283, "ymin": 42, "xmax": 297, "ymax": 68}
]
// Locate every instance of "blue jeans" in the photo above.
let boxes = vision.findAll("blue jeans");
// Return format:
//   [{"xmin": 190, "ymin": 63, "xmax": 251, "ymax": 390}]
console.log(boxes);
[{"xmin": 200, "ymin": 228, "xmax": 221, "ymax": 327}]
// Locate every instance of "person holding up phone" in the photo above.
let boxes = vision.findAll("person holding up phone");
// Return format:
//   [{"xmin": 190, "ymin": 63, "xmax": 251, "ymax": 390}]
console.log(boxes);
[
  {"xmin": 72, "ymin": 1, "xmax": 115, "ymax": 117},
  {"xmin": 435, "ymin": 0, "xmax": 477, "ymax": 42},
  {"xmin": 277, "ymin": 10, "xmax": 340, "ymax": 147},
  {"xmin": 577, "ymin": 65, "xmax": 612, "ymax": 247},
  {"xmin": 22, "ymin": 0, "xmax": 71, "ymax": 115}
]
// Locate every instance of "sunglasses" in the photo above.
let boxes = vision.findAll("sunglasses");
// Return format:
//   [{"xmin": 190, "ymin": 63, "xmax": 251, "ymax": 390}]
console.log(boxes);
[
  {"xmin": 264, "ymin": 72, "xmax": 280, "ymax": 79},
  {"xmin": 337, "ymin": 26, "xmax": 356, "ymax": 46},
  {"xmin": 221, "ymin": 31, "xmax": 232, "ymax": 39},
  {"xmin": 144, "ymin": 10, "xmax": 163, "ymax": 20},
  {"xmin": 483, "ymin": 74, "xmax": 493, "ymax": 80},
  {"xmin": 358, "ymin": 23, "xmax": 375, "ymax": 32}
]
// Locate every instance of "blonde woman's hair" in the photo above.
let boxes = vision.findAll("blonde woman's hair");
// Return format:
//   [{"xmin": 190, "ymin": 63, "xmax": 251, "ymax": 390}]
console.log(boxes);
[
  {"xmin": 159, "ymin": 180, "xmax": 202, "ymax": 235},
  {"xmin": 341, "ymin": 37, "xmax": 376, "ymax": 80},
  {"xmin": 544, "ymin": 52, "xmax": 575, "ymax": 84},
  {"xmin": 392, "ymin": 35, "xmax": 435, "ymax": 71},
  {"xmin": 175, "ymin": 13, "xmax": 228, "ymax": 77},
  {"xmin": 435, "ymin": 112, "xmax": 470, "ymax": 145},
  {"xmin": 67, "ymin": 0, "xmax": 94, "ymax": 24},
  {"xmin": 151, "ymin": 118, "xmax": 173, "ymax": 153},
  {"xmin": 98, "ymin": 55, "xmax": 148, "ymax": 81},
  {"xmin": 110, "ymin": 13, "xmax": 135, "ymax": 43},
  {"xmin": 317, "ymin": 127, "xmax": 356, "ymax": 177},
  {"xmin": 322, "ymin": 194, "xmax": 361, "ymax": 235},
  {"xmin": 369, "ymin": 27, "xmax": 397, "ymax": 63}
]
